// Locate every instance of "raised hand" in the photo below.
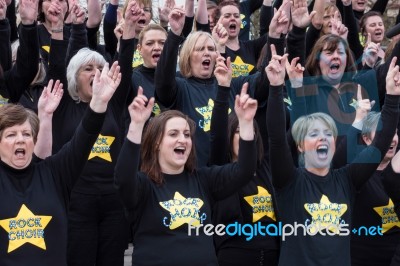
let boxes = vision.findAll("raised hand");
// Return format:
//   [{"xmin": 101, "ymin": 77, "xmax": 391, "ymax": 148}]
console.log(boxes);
[
  {"xmin": 386, "ymin": 57, "xmax": 400, "ymax": 96},
  {"xmin": 265, "ymin": 44, "xmax": 288, "ymax": 86},
  {"xmin": 363, "ymin": 33, "xmax": 380, "ymax": 67},
  {"xmin": 70, "ymin": 4, "xmax": 86, "ymax": 24},
  {"xmin": 212, "ymin": 23, "xmax": 228, "ymax": 52},
  {"xmin": 214, "ymin": 56, "xmax": 232, "ymax": 87},
  {"xmin": 159, "ymin": 0, "xmax": 175, "ymax": 26},
  {"xmin": 331, "ymin": 11, "xmax": 348, "ymax": 39},
  {"xmin": 168, "ymin": 5, "xmax": 185, "ymax": 36},
  {"xmin": 114, "ymin": 19, "xmax": 125, "ymax": 39},
  {"xmin": 269, "ymin": 0, "xmax": 290, "ymax": 38},
  {"xmin": 19, "ymin": 0, "xmax": 38, "ymax": 25},
  {"xmin": 128, "ymin": 87, "xmax": 154, "ymax": 125},
  {"xmin": 125, "ymin": 0, "xmax": 143, "ymax": 25},
  {"xmin": 0, "ymin": 0, "xmax": 7, "ymax": 20},
  {"xmin": 90, "ymin": 61, "xmax": 121, "ymax": 113},
  {"xmin": 285, "ymin": 57, "xmax": 304, "ymax": 88},
  {"xmin": 291, "ymin": 0, "xmax": 316, "ymax": 29},
  {"xmin": 235, "ymin": 83, "xmax": 257, "ymax": 140},
  {"xmin": 353, "ymin": 85, "xmax": 374, "ymax": 124},
  {"xmin": 47, "ymin": 1, "xmax": 65, "ymax": 26},
  {"xmin": 38, "ymin": 79, "xmax": 64, "ymax": 116}
]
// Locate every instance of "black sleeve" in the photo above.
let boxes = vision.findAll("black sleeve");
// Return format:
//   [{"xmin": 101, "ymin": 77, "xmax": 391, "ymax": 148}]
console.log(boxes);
[
  {"xmin": 273, "ymin": 0, "xmax": 283, "ymax": 9},
  {"xmin": 370, "ymin": 0, "xmax": 389, "ymax": 15},
  {"xmin": 103, "ymin": 19, "xmax": 118, "ymax": 59},
  {"xmin": 347, "ymin": 95, "xmax": 400, "ymax": 189},
  {"xmin": 87, "ymin": 24, "xmax": 100, "ymax": 51},
  {"xmin": 248, "ymin": 0, "xmax": 263, "ymax": 13},
  {"xmin": 259, "ymin": 5, "xmax": 273, "ymax": 36},
  {"xmin": 383, "ymin": 162, "xmax": 400, "ymax": 218},
  {"xmin": 4, "ymin": 23, "xmax": 39, "ymax": 103},
  {"xmin": 287, "ymin": 25, "xmax": 306, "ymax": 66},
  {"xmin": 267, "ymin": 85, "xmax": 297, "ymax": 189},
  {"xmin": 66, "ymin": 23, "xmax": 88, "ymax": 65},
  {"xmin": 47, "ymin": 39, "xmax": 68, "ymax": 86},
  {"xmin": 48, "ymin": 107, "xmax": 106, "ymax": 192},
  {"xmin": 206, "ymin": 139, "xmax": 257, "ymax": 201},
  {"xmin": 114, "ymin": 139, "xmax": 151, "ymax": 212},
  {"xmin": 182, "ymin": 16, "xmax": 195, "ymax": 38},
  {"xmin": 154, "ymin": 30, "xmax": 183, "ymax": 108},
  {"xmin": 195, "ymin": 20, "xmax": 211, "ymax": 34},
  {"xmin": 305, "ymin": 24, "xmax": 320, "ymax": 61},
  {"xmin": 0, "ymin": 19, "xmax": 11, "ymax": 72},
  {"xmin": 209, "ymin": 85, "xmax": 231, "ymax": 166},
  {"xmin": 343, "ymin": 3, "xmax": 364, "ymax": 63},
  {"xmin": 5, "ymin": 0, "xmax": 18, "ymax": 43}
]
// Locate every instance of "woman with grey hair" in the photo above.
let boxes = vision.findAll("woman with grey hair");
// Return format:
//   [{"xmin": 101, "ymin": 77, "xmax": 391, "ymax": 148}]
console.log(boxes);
[
  {"xmin": 44, "ymin": 1, "xmax": 143, "ymax": 265},
  {"xmin": 265, "ymin": 50, "xmax": 400, "ymax": 265}
]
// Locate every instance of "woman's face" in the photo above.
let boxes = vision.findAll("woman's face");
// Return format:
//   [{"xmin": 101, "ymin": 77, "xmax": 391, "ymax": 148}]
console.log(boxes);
[
  {"xmin": 138, "ymin": 29, "xmax": 166, "ymax": 68},
  {"xmin": 189, "ymin": 35, "xmax": 218, "ymax": 79},
  {"xmin": 42, "ymin": 0, "xmax": 69, "ymax": 23},
  {"xmin": 364, "ymin": 16, "xmax": 385, "ymax": 43},
  {"xmin": 352, "ymin": 0, "xmax": 367, "ymax": 12},
  {"xmin": 322, "ymin": 9, "xmax": 341, "ymax": 35},
  {"xmin": 0, "ymin": 120, "xmax": 34, "ymax": 169},
  {"xmin": 136, "ymin": 3, "xmax": 152, "ymax": 34},
  {"xmin": 299, "ymin": 120, "xmax": 336, "ymax": 172},
  {"xmin": 76, "ymin": 62, "xmax": 103, "ymax": 102},
  {"xmin": 364, "ymin": 130, "xmax": 398, "ymax": 162},
  {"xmin": 219, "ymin": 5, "xmax": 241, "ymax": 39},
  {"xmin": 318, "ymin": 42, "xmax": 347, "ymax": 85},
  {"xmin": 158, "ymin": 117, "xmax": 192, "ymax": 174}
]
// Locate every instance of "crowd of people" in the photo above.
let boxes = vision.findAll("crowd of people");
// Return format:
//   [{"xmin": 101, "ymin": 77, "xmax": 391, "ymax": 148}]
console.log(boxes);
[{"xmin": 0, "ymin": 0, "xmax": 400, "ymax": 265}]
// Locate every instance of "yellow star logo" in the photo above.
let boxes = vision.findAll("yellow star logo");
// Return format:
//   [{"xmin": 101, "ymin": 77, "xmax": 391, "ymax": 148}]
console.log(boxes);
[
  {"xmin": 153, "ymin": 103, "xmax": 161, "ymax": 116},
  {"xmin": 88, "ymin": 134, "xmax": 115, "ymax": 162},
  {"xmin": 231, "ymin": 56, "xmax": 254, "ymax": 78},
  {"xmin": 132, "ymin": 50, "xmax": 144, "ymax": 68},
  {"xmin": 0, "ymin": 204, "xmax": 52, "ymax": 253},
  {"xmin": 244, "ymin": 186, "xmax": 276, "ymax": 222},
  {"xmin": 41, "ymin": 45, "xmax": 50, "ymax": 53},
  {"xmin": 240, "ymin": 14, "xmax": 245, "ymax": 29},
  {"xmin": 304, "ymin": 194, "xmax": 347, "ymax": 234},
  {"xmin": 159, "ymin": 192, "xmax": 204, "ymax": 230},
  {"xmin": 373, "ymin": 198, "xmax": 400, "ymax": 233},
  {"xmin": 195, "ymin": 99, "xmax": 214, "ymax": 132}
]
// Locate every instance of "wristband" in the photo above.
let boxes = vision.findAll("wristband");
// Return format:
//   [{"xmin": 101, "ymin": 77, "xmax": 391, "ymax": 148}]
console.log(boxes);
[{"xmin": 51, "ymin": 28, "xmax": 63, "ymax": 33}]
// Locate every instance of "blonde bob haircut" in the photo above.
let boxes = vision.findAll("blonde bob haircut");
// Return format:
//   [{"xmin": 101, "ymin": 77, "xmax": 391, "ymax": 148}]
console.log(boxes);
[
  {"xmin": 66, "ymin": 48, "xmax": 106, "ymax": 102},
  {"xmin": 179, "ymin": 31, "xmax": 217, "ymax": 78},
  {"xmin": 291, "ymin": 112, "xmax": 338, "ymax": 150}
]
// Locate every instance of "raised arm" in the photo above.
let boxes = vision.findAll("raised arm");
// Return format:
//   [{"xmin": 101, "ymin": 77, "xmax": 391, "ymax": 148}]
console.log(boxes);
[
  {"xmin": 266, "ymin": 49, "xmax": 297, "ymax": 189},
  {"xmin": 154, "ymin": 6, "xmax": 185, "ymax": 108},
  {"xmin": 348, "ymin": 57, "xmax": 400, "ymax": 189},
  {"xmin": 207, "ymin": 84, "xmax": 257, "ymax": 200},
  {"xmin": 209, "ymin": 56, "xmax": 232, "ymax": 166},
  {"xmin": 0, "ymin": 0, "xmax": 11, "ymax": 72},
  {"xmin": 115, "ymin": 87, "xmax": 154, "ymax": 210},
  {"xmin": 66, "ymin": 4, "xmax": 88, "ymax": 64},
  {"xmin": 103, "ymin": 0, "xmax": 119, "ymax": 59},
  {"xmin": 35, "ymin": 80, "xmax": 64, "ymax": 159}
]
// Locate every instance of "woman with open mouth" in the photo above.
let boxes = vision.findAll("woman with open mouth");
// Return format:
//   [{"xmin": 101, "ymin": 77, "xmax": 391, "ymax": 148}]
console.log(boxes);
[{"xmin": 265, "ymin": 45, "xmax": 400, "ymax": 266}]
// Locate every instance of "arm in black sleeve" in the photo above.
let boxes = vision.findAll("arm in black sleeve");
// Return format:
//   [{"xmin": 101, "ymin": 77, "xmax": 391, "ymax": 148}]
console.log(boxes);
[
  {"xmin": 287, "ymin": 25, "xmax": 306, "ymax": 66},
  {"xmin": 47, "ymin": 39, "xmax": 68, "ymax": 87},
  {"xmin": 259, "ymin": 5, "xmax": 273, "ymax": 36},
  {"xmin": 66, "ymin": 23, "xmax": 88, "ymax": 65},
  {"xmin": 305, "ymin": 24, "xmax": 320, "ymax": 60},
  {"xmin": 248, "ymin": 0, "xmax": 263, "ymax": 13},
  {"xmin": 5, "ymin": 0, "xmax": 17, "ymax": 43},
  {"xmin": 48, "ymin": 107, "xmax": 106, "ymax": 192},
  {"xmin": 114, "ymin": 140, "xmax": 150, "ymax": 213},
  {"xmin": 348, "ymin": 95, "xmax": 400, "ymax": 189},
  {"xmin": 0, "ymin": 19, "xmax": 11, "ymax": 72},
  {"xmin": 195, "ymin": 20, "xmax": 211, "ymax": 33},
  {"xmin": 206, "ymin": 138, "xmax": 257, "ymax": 200},
  {"xmin": 343, "ymin": 3, "xmax": 363, "ymax": 62},
  {"xmin": 154, "ymin": 30, "xmax": 183, "ymax": 108},
  {"xmin": 103, "ymin": 4, "xmax": 119, "ymax": 60},
  {"xmin": 111, "ymin": 38, "xmax": 136, "ymax": 111},
  {"xmin": 383, "ymin": 161, "xmax": 400, "ymax": 218},
  {"xmin": 209, "ymin": 85, "xmax": 231, "ymax": 166},
  {"xmin": 87, "ymin": 24, "xmax": 100, "ymax": 51},
  {"xmin": 267, "ymin": 85, "xmax": 297, "ymax": 189},
  {"xmin": 182, "ymin": 16, "xmax": 194, "ymax": 38},
  {"xmin": 371, "ymin": 0, "xmax": 389, "ymax": 15},
  {"xmin": 4, "ymin": 23, "xmax": 39, "ymax": 103}
]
